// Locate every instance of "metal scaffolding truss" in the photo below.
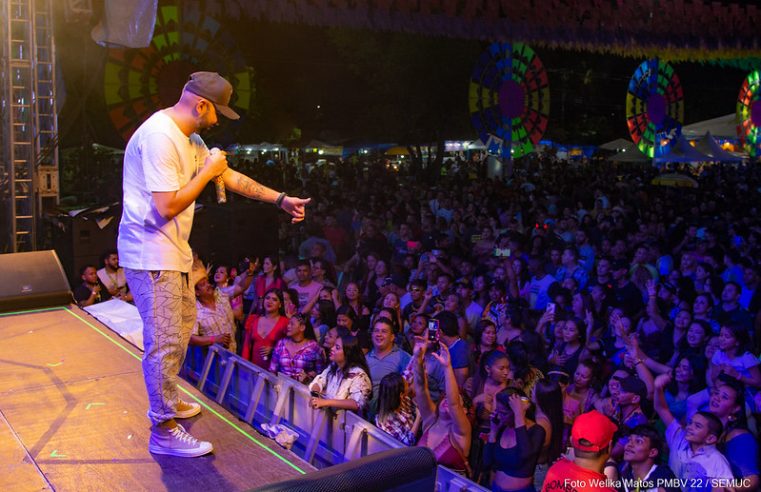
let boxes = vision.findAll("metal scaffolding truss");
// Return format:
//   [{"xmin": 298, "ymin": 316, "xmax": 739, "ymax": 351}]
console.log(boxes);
[{"xmin": 1, "ymin": 0, "xmax": 58, "ymax": 252}]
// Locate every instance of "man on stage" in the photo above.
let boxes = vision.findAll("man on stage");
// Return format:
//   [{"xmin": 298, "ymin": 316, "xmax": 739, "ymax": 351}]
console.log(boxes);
[{"xmin": 118, "ymin": 71, "xmax": 310, "ymax": 457}]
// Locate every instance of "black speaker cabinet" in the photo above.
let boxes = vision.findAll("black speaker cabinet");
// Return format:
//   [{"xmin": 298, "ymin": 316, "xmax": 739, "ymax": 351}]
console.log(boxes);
[
  {"xmin": 0, "ymin": 250, "xmax": 72, "ymax": 313},
  {"xmin": 253, "ymin": 447, "xmax": 437, "ymax": 492}
]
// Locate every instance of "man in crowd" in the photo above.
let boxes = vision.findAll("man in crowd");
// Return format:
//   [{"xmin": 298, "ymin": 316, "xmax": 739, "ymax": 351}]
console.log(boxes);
[
  {"xmin": 542, "ymin": 410, "xmax": 618, "ymax": 492},
  {"xmin": 74, "ymin": 264, "xmax": 103, "ymax": 307},
  {"xmin": 612, "ymin": 258, "xmax": 644, "ymax": 318},
  {"xmin": 366, "ymin": 317, "xmax": 411, "ymax": 415},
  {"xmin": 653, "ymin": 374, "xmax": 734, "ymax": 491},
  {"xmin": 435, "ymin": 311, "xmax": 470, "ymax": 388},
  {"xmin": 97, "ymin": 249, "xmax": 132, "ymax": 302},
  {"xmin": 618, "ymin": 424, "xmax": 680, "ymax": 492},
  {"xmin": 289, "ymin": 260, "xmax": 322, "ymax": 309},
  {"xmin": 527, "ymin": 255, "xmax": 556, "ymax": 311}
]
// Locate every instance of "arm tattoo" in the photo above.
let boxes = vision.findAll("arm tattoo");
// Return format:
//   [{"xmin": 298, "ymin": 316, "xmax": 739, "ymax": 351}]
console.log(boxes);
[{"xmin": 236, "ymin": 174, "xmax": 266, "ymax": 200}]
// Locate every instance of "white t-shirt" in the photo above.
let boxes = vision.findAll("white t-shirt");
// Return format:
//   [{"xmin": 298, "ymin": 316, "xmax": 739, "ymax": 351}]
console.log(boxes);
[{"xmin": 118, "ymin": 111, "xmax": 208, "ymax": 272}]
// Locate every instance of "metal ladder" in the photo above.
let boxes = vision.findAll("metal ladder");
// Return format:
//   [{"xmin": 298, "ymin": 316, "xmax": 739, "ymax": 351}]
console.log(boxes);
[{"xmin": 4, "ymin": 0, "xmax": 58, "ymax": 252}]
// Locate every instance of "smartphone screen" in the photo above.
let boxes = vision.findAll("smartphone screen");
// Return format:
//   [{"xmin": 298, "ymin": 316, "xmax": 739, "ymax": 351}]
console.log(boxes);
[
  {"xmin": 546, "ymin": 302, "xmax": 556, "ymax": 314},
  {"xmin": 427, "ymin": 319, "xmax": 440, "ymax": 351}
]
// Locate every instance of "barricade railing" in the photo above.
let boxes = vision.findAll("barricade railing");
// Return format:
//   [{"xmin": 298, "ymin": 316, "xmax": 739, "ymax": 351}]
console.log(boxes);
[{"xmin": 184, "ymin": 344, "xmax": 488, "ymax": 491}]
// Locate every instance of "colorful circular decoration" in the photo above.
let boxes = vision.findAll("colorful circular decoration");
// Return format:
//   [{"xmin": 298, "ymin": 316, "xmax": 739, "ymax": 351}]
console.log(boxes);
[
  {"xmin": 104, "ymin": 1, "xmax": 254, "ymax": 141},
  {"xmin": 736, "ymin": 70, "xmax": 761, "ymax": 157},
  {"xmin": 468, "ymin": 42, "xmax": 550, "ymax": 159},
  {"xmin": 625, "ymin": 59, "xmax": 684, "ymax": 158}
]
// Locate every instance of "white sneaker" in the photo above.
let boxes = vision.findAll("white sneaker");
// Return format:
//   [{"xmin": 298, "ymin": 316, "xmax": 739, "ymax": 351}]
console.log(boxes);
[
  {"xmin": 149, "ymin": 424, "xmax": 213, "ymax": 457},
  {"xmin": 175, "ymin": 399, "xmax": 201, "ymax": 419}
]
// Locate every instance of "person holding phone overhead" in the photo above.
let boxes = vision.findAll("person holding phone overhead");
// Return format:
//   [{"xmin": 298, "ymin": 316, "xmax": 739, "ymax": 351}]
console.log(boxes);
[{"xmin": 413, "ymin": 332, "xmax": 472, "ymax": 475}]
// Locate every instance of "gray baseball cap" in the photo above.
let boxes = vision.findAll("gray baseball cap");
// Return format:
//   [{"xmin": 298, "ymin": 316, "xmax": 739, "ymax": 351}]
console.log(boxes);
[{"xmin": 183, "ymin": 71, "xmax": 240, "ymax": 120}]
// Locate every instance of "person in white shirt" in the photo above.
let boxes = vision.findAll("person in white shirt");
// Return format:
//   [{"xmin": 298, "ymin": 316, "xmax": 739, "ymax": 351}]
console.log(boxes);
[
  {"xmin": 118, "ymin": 71, "xmax": 309, "ymax": 458},
  {"xmin": 653, "ymin": 373, "xmax": 734, "ymax": 492}
]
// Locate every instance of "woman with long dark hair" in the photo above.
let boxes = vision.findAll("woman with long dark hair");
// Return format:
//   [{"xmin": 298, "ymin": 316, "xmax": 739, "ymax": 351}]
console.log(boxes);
[
  {"xmin": 309, "ymin": 335, "xmax": 372, "ymax": 413},
  {"xmin": 375, "ymin": 372, "xmax": 418, "ymax": 446},
  {"xmin": 466, "ymin": 350, "xmax": 511, "ymax": 484},
  {"xmin": 242, "ymin": 288, "xmax": 288, "ymax": 367},
  {"xmin": 483, "ymin": 387, "xmax": 546, "ymax": 492},
  {"xmin": 269, "ymin": 313, "xmax": 325, "ymax": 384},
  {"xmin": 531, "ymin": 379, "xmax": 564, "ymax": 490},
  {"xmin": 248, "ymin": 255, "xmax": 284, "ymax": 316}
]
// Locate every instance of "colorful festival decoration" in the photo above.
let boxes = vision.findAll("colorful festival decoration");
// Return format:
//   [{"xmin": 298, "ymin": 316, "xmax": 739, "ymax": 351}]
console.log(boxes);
[
  {"xmin": 103, "ymin": 2, "xmax": 254, "ymax": 141},
  {"xmin": 736, "ymin": 71, "xmax": 761, "ymax": 158},
  {"xmin": 625, "ymin": 59, "xmax": 684, "ymax": 158},
  {"xmin": 468, "ymin": 42, "xmax": 549, "ymax": 159},
  {"xmin": 206, "ymin": 0, "xmax": 761, "ymax": 63}
]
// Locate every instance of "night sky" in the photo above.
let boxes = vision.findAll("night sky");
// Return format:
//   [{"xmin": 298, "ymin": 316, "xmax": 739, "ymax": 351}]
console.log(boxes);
[{"xmin": 55, "ymin": 11, "xmax": 750, "ymax": 149}]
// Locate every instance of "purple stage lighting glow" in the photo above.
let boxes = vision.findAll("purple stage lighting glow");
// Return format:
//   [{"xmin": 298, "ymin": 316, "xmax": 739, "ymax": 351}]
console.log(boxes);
[
  {"xmin": 499, "ymin": 80, "xmax": 525, "ymax": 119},
  {"xmin": 647, "ymin": 93, "xmax": 667, "ymax": 126}
]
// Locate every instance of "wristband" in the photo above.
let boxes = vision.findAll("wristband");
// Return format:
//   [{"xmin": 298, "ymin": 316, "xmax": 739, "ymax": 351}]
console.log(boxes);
[{"xmin": 275, "ymin": 192, "xmax": 286, "ymax": 209}]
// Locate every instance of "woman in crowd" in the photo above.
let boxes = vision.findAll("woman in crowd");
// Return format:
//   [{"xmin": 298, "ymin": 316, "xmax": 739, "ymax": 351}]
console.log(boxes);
[
  {"xmin": 335, "ymin": 281, "xmax": 371, "ymax": 317},
  {"xmin": 413, "ymin": 338, "xmax": 471, "ymax": 475},
  {"xmin": 269, "ymin": 313, "xmax": 325, "ymax": 384},
  {"xmin": 563, "ymin": 358, "xmax": 601, "ymax": 425},
  {"xmin": 320, "ymin": 325, "xmax": 348, "ymax": 360},
  {"xmin": 443, "ymin": 293, "xmax": 469, "ymax": 339},
  {"xmin": 309, "ymin": 335, "xmax": 372, "ymax": 413},
  {"xmin": 663, "ymin": 354, "xmax": 706, "ymax": 424},
  {"xmin": 692, "ymin": 292, "xmax": 720, "ymax": 333},
  {"xmin": 466, "ymin": 350, "xmax": 511, "ymax": 484},
  {"xmin": 241, "ymin": 288, "xmax": 288, "ymax": 366},
  {"xmin": 473, "ymin": 274, "xmax": 490, "ymax": 309},
  {"xmin": 310, "ymin": 299, "xmax": 337, "ymax": 342},
  {"xmin": 506, "ymin": 341, "xmax": 544, "ymax": 397},
  {"xmin": 709, "ymin": 324, "xmax": 761, "ymax": 401},
  {"xmin": 213, "ymin": 264, "xmax": 245, "ymax": 321},
  {"xmin": 547, "ymin": 316, "xmax": 585, "ymax": 376},
  {"xmin": 282, "ymin": 287, "xmax": 300, "ymax": 318},
  {"xmin": 531, "ymin": 379, "xmax": 564, "ymax": 489},
  {"xmin": 378, "ymin": 291, "xmax": 404, "ymax": 333},
  {"xmin": 375, "ymin": 372, "xmax": 418, "ymax": 446},
  {"xmin": 250, "ymin": 255, "xmax": 284, "ymax": 315},
  {"xmin": 483, "ymin": 388, "xmax": 546, "ymax": 492},
  {"xmin": 472, "ymin": 319, "xmax": 501, "ymax": 371}
]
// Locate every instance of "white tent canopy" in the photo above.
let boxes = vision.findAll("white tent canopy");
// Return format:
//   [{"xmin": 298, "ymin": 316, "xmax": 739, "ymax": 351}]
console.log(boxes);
[
  {"xmin": 682, "ymin": 114, "xmax": 737, "ymax": 139},
  {"xmin": 599, "ymin": 138, "xmax": 636, "ymax": 151}
]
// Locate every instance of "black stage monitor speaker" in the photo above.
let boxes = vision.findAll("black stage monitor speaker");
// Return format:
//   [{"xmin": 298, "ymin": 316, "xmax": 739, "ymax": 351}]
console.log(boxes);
[
  {"xmin": 252, "ymin": 447, "xmax": 438, "ymax": 492},
  {"xmin": 0, "ymin": 250, "xmax": 72, "ymax": 313}
]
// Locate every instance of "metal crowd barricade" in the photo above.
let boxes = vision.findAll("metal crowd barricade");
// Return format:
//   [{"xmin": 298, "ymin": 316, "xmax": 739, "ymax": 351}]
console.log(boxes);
[{"xmin": 187, "ymin": 345, "xmax": 488, "ymax": 491}]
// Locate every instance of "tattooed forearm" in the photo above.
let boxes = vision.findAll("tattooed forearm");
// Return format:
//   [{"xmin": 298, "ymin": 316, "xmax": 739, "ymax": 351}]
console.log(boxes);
[{"xmin": 235, "ymin": 174, "xmax": 267, "ymax": 200}]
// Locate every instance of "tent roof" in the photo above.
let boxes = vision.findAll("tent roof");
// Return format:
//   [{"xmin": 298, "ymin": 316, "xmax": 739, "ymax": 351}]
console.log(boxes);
[
  {"xmin": 682, "ymin": 114, "xmax": 737, "ymax": 139},
  {"xmin": 694, "ymin": 132, "xmax": 744, "ymax": 162},
  {"xmin": 610, "ymin": 146, "xmax": 650, "ymax": 162},
  {"xmin": 653, "ymin": 134, "xmax": 712, "ymax": 163},
  {"xmin": 599, "ymin": 138, "xmax": 636, "ymax": 151}
]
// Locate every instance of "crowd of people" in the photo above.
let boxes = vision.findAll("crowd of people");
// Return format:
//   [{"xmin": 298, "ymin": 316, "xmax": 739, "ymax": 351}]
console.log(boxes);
[{"xmin": 78, "ymin": 154, "xmax": 761, "ymax": 492}]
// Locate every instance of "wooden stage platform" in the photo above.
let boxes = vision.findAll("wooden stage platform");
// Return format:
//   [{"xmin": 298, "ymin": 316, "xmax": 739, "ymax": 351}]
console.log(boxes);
[{"xmin": 0, "ymin": 306, "xmax": 313, "ymax": 491}]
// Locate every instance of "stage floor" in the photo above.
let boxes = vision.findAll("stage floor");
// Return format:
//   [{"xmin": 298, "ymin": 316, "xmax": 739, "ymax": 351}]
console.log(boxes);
[{"xmin": 0, "ymin": 306, "xmax": 312, "ymax": 491}]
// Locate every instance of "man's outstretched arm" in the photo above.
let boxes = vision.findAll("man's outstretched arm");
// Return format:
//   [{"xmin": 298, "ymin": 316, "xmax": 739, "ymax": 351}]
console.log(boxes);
[{"xmin": 223, "ymin": 168, "xmax": 310, "ymax": 223}]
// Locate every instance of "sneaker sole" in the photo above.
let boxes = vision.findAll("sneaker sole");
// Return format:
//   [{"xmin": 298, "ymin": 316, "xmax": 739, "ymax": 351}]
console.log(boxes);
[
  {"xmin": 148, "ymin": 442, "xmax": 213, "ymax": 458},
  {"xmin": 175, "ymin": 406, "xmax": 202, "ymax": 419}
]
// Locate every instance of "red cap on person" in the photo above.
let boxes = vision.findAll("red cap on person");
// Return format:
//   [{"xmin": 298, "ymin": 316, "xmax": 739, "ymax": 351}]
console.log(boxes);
[{"xmin": 570, "ymin": 410, "xmax": 618, "ymax": 452}]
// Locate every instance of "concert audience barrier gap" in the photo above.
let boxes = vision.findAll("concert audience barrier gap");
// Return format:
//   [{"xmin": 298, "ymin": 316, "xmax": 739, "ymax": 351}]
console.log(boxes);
[{"xmin": 183, "ymin": 345, "xmax": 488, "ymax": 491}]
